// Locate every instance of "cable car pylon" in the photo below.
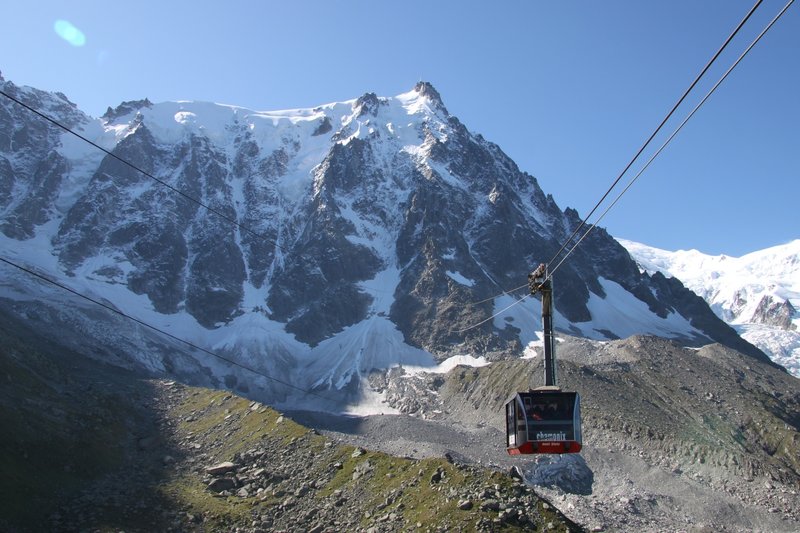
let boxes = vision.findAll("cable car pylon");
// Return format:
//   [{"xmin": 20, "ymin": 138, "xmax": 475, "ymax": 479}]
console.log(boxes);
[
  {"xmin": 530, "ymin": 263, "xmax": 557, "ymax": 388},
  {"xmin": 505, "ymin": 264, "xmax": 583, "ymax": 455}
]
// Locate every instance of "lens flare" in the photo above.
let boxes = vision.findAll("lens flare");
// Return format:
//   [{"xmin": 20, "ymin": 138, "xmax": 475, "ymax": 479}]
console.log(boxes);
[{"xmin": 54, "ymin": 20, "xmax": 86, "ymax": 47}]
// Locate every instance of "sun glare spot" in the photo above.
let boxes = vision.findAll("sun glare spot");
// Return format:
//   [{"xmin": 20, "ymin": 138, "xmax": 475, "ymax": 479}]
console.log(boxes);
[{"xmin": 54, "ymin": 20, "xmax": 86, "ymax": 47}]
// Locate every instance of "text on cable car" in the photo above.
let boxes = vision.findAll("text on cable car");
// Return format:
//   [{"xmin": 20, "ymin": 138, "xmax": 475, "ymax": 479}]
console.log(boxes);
[{"xmin": 535, "ymin": 431, "xmax": 567, "ymax": 441}]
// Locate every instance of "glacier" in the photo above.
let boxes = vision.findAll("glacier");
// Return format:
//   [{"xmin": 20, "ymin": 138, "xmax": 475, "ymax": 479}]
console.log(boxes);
[{"xmin": 618, "ymin": 238, "xmax": 800, "ymax": 377}]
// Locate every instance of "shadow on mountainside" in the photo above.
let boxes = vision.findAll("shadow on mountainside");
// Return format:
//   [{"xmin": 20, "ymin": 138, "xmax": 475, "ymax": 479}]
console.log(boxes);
[{"xmin": 0, "ymin": 304, "xmax": 185, "ymax": 532}]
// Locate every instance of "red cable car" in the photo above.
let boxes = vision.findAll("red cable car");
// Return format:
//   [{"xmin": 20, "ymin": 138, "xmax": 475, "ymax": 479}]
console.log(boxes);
[
  {"xmin": 505, "ymin": 388, "xmax": 582, "ymax": 454},
  {"xmin": 505, "ymin": 264, "xmax": 583, "ymax": 455}
]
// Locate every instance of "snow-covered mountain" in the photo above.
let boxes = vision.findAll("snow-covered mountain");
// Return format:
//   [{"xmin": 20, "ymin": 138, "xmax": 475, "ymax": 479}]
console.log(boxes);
[
  {"xmin": 618, "ymin": 238, "xmax": 800, "ymax": 376},
  {"xmin": 0, "ymin": 74, "xmax": 777, "ymax": 402}
]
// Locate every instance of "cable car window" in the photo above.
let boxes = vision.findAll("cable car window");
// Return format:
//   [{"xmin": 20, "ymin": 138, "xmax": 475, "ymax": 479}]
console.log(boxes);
[{"xmin": 506, "ymin": 402, "xmax": 516, "ymax": 447}]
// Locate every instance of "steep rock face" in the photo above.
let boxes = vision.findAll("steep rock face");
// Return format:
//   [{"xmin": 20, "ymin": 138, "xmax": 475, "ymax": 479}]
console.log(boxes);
[
  {"xmin": 0, "ymin": 81, "xmax": 87, "ymax": 239},
  {"xmin": 0, "ymin": 76, "xmax": 777, "ymax": 385},
  {"xmin": 267, "ymin": 137, "xmax": 395, "ymax": 344},
  {"xmin": 647, "ymin": 272, "xmax": 770, "ymax": 363},
  {"xmin": 234, "ymin": 131, "xmax": 290, "ymax": 289},
  {"xmin": 751, "ymin": 295, "xmax": 796, "ymax": 330},
  {"xmin": 53, "ymin": 125, "xmax": 247, "ymax": 325}
]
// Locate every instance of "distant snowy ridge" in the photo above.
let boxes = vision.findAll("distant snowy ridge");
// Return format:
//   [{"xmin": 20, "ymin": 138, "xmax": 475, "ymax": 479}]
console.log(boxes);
[{"xmin": 618, "ymin": 238, "xmax": 800, "ymax": 376}]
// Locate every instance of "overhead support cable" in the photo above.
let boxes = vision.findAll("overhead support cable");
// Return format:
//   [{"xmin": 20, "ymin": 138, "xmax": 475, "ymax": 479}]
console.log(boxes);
[
  {"xmin": 463, "ymin": 282, "xmax": 530, "ymax": 308},
  {"xmin": 455, "ymin": 0, "xmax": 793, "ymax": 335},
  {"xmin": 548, "ymin": 0, "xmax": 795, "ymax": 280},
  {"xmin": 545, "ymin": 0, "xmax": 765, "ymax": 271},
  {"xmin": 456, "ymin": 294, "xmax": 531, "ymax": 333}
]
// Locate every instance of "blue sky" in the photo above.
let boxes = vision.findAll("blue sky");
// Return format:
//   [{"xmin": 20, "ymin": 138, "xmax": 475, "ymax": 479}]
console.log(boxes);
[{"xmin": 2, "ymin": 0, "xmax": 797, "ymax": 257}]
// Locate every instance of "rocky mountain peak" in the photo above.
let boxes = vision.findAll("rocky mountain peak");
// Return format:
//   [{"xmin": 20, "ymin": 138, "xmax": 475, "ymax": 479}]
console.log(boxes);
[
  {"xmin": 414, "ymin": 81, "xmax": 449, "ymax": 117},
  {"xmin": 414, "ymin": 81, "xmax": 445, "ymax": 110},
  {"xmin": 353, "ymin": 92, "xmax": 385, "ymax": 118},
  {"xmin": 102, "ymin": 98, "xmax": 153, "ymax": 122},
  {"xmin": 752, "ymin": 295, "xmax": 796, "ymax": 330}
]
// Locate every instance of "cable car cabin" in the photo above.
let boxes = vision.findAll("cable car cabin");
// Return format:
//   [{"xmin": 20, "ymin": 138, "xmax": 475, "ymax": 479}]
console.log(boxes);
[{"xmin": 505, "ymin": 388, "xmax": 582, "ymax": 455}]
